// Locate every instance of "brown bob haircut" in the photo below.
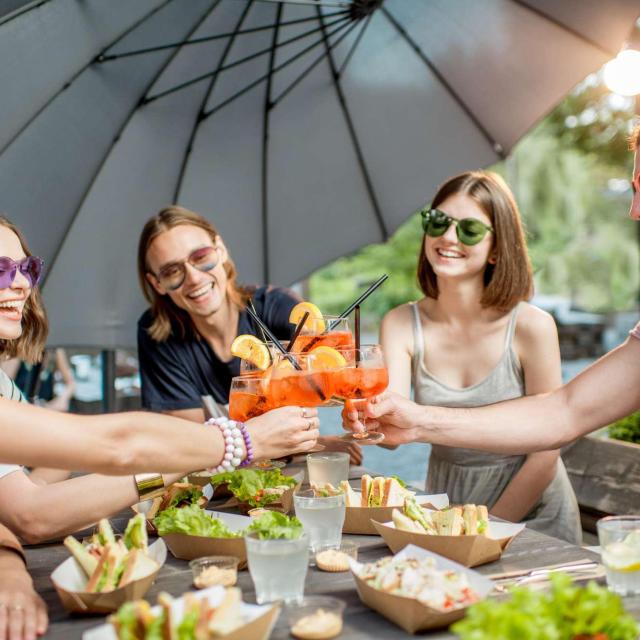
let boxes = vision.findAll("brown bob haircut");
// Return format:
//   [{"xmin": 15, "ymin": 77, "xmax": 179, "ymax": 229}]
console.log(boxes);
[
  {"xmin": 138, "ymin": 206, "xmax": 250, "ymax": 342},
  {"xmin": 0, "ymin": 217, "xmax": 48, "ymax": 363},
  {"xmin": 417, "ymin": 170, "xmax": 533, "ymax": 311}
]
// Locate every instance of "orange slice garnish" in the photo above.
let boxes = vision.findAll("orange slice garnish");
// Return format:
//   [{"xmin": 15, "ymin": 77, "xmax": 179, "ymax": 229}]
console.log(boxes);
[
  {"xmin": 230, "ymin": 335, "xmax": 270, "ymax": 370},
  {"xmin": 289, "ymin": 301, "xmax": 325, "ymax": 333},
  {"xmin": 308, "ymin": 346, "xmax": 347, "ymax": 370}
]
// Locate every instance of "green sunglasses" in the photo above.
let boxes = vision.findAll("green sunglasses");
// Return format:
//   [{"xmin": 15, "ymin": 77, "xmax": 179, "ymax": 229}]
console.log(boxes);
[{"xmin": 420, "ymin": 208, "xmax": 494, "ymax": 246}]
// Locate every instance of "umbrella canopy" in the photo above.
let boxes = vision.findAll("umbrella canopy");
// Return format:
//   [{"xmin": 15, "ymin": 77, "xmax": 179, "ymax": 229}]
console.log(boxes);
[{"xmin": 0, "ymin": 0, "xmax": 637, "ymax": 348}]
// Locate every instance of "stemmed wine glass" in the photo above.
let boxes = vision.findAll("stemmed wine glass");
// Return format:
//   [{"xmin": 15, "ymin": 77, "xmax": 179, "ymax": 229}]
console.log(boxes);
[{"xmin": 334, "ymin": 345, "xmax": 389, "ymax": 445}]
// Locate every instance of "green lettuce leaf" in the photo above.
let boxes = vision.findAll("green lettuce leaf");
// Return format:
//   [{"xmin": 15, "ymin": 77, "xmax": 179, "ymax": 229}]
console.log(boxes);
[
  {"xmin": 452, "ymin": 573, "xmax": 639, "ymax": 640},
  {"xmin": 245, "ymin": 511, "xmax": 303, "ymax": 540},
  {"xmin": 154, "ymin": 504, "xmax": 240, "ymax": 538},
  {"xmin": 210, "ymin": 469, "xmax": 296, "ymax": 508}
]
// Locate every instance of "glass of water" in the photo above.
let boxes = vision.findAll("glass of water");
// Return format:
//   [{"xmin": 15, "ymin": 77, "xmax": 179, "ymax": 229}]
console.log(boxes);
[
  {"xmin": 306, "ymin": 452, "xmax": 349, "ymax": 487},
  {"xmin": 294, "ymin": 489, "xmax": 345, "ymax": 553},
  {"xmin": 245, "ymin": 531, "xmax": 309, "ymax": 604},
  {"xmin": 597, "ymin": 515, "xmax": 640, "ymax": 596}
]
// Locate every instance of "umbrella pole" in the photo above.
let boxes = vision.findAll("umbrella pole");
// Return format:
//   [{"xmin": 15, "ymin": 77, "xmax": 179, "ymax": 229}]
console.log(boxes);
[{"xmin": 101, "ymin": 350, "xmax": 116, "ymax": 413}]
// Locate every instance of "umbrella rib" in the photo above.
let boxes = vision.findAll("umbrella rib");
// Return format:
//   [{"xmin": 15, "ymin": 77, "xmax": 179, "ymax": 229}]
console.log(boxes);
[
  {"xmin": 172, "ymin": 0, "xmax": 253, "ymax": 203},
  {"xmin": 0, "ymin": 0, "xmax": 175, "ymax": 159},
  {"xmin": 97, "ymin": 10, "xmax": 349, "ymax": 62},
  {"xmin": 338, "ymin": 10, "xmax": 372, "ymax": 75},
  {"xmin": 509, "ymin": 0, "xmax": 618, "ymax": 58},
  {"xmin": 381, "ymin": 6, "xmax": 505, "ymax": 159},
  {"xmin": 0, "ymin": 0, "xmax": 50, "ymax": 26},
  {"xmin": 315, "ymin": 5, "xmax": 389, "ymax": 240},
  {"xmin": 229, "ymin": 0, "xmax": 352, "ymax": 7},
  {"xmin": 261, "ymin": 4, "xmax": 283, "ymax": 283},
  {"xmin": 41, "ymin": 0, "xmax": 220, "ymax": 288},
  {"xmin": 270, "ymin": 17, "xmax": 359, "ymax": 106},
  {"xmin": 143, "ymin": 13, "xmax": 351, "ymax": 104},
  {"xmin": 201, "ymin": 17, "xmax": 353, "ymax": 119}
]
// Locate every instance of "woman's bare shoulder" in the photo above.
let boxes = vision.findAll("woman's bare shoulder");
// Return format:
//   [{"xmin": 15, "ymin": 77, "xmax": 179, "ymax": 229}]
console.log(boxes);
[
  {"xmin": 382, "ymin": 302, "xmax": 418, "ymax": 329},
  {"xmin": 515, "ymin": 302, "xmax": 558, "ymax": 344}
]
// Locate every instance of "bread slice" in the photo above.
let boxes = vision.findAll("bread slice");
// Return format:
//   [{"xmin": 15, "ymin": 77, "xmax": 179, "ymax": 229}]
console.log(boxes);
[
  {"xmin": 382, "ymin": 477, "xmax": 407, "ymax": 507},
  {"xmin": 63, "ymin": 535, "xmax": 98, "ymax": 577},
  {"xmin": 462, "ymin": 504, "xmax": 478, "ymax": 535},
  {"xmin": 360, "ymin": 475, "xmax": 372, "ymax": 507},
  {"xmin": 157, "ymin": 592, "xmax": 176, "ymax": 640},
  {"xmin": 392, "ymin": 509, "xmax": 424, "ymax": 533},
  {"xmin": 477, "ymin": 505, "xmax": 490, "ymax": 536},
  {"xmin": 86, "ymin": 543, "xmax": 126, "ymax": 593},
  {"xmin": 339, "ymin": 481, "xmax": 359, "ymax": 507},
  {"xmin": 118, "ymin": 550, "xmax": 160, "ymax": 587},
  {"xmin": 208, "ymin": 587, "xmax": 242, "ymax": 635},
  {"xmin": 368, "ymin": 477, "xmax": 385, "ymax": 507}
]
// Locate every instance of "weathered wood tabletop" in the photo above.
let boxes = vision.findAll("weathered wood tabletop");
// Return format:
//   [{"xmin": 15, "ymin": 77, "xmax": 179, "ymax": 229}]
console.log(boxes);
[{"xmin": 25, "ymin": 466, "xmax": 640, "ymax": 639}]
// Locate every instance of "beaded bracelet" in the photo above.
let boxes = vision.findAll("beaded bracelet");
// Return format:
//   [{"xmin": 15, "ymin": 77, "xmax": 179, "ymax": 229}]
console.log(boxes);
[{"xmin": 206, "ymin": 417, "xmax": 254, "ymax": 473}]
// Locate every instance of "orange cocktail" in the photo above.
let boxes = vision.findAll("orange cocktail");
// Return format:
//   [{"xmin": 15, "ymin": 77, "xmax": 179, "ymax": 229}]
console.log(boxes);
[
  {"xmin": 296, "ymin": 316, "xmax": 354, "ymax": 353},
  {"xmin": 333, "ymin": 365, "xmax": 389, "ymax": 401},
  {"xmin": 335, "ymin": 345, "xmax": 388, "ymax": 444},
  {"xmin": 269, "ymin": 352, "xmax": 335, "ymax": 408},
  {"xmin": 228, "ymin": 375, "xmax": 273, "ymax": 421}
]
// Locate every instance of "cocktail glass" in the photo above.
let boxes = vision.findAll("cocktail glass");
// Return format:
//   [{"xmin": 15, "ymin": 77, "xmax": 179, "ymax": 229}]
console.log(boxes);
[
  {"xmin": 597, "ymin": 515, "xmax": 640, "ymax": 595},
  {"xmin": 335, "ymin": 345, "xmax": 389, "ymax": 445},
  {"xmin": 293, "ymin": 490, "xmax": 345, "ymax": 554},
  {"xmin": 245, "ymin": 530, "xmax": 309, "ymax": 604},
  {"xmin": 228, "ymin": 374, "xmax": 273, "ymax": 422},
  {"xmin": 295, "ymin": 316, "xmax": 354, "ymax": 353},
  {"xmin": 270, "ymin": 352, "xmax": 334, "ymax": 408}
]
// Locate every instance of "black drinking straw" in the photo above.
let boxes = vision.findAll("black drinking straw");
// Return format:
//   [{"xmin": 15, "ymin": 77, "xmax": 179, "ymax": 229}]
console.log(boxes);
[
  {"xmin": 355, "ymin": 304, "xmax": 361, "ymax": 365},
  {"xmin": 329, "ymin": 273, "xmax": 388, "ymax": 331},
  {"xmin": 301, "ymin": 274, "xmax": 389, "ymax": 353},
  {"xmin": 287, "ymin": 311, "xmax": 309, "ymax": 353},
  {"xmin": 248, "ymin": 298, "xmax": 269, "ymax": 344}
]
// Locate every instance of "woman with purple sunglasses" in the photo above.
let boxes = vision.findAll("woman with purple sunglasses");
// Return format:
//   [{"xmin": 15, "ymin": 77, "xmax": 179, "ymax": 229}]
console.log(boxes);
[{"xmin": 0, "ymin": 218, "xmax": 319, "ymax": 639}]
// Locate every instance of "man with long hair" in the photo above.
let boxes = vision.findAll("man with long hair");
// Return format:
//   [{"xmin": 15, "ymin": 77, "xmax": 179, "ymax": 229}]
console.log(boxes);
[{"xmin": 137, "ymin": 206, "xmax": 361, "ymax": 462}]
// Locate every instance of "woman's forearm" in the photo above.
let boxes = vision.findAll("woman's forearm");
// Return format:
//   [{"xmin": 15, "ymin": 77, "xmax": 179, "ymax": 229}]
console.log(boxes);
[
  {"xmin": 5, "ymin": 472, "xmax": 184, "ymax": 544},
  {"xmin": 0, "ymin": 400, "xmax": 225, "ymax": 474},
  {"xmin": 410, "ymin": 339, "xmax": 640, "ymax": 453},
  {"xmin": 490, "ymin": 451, "xmax": 558, "ymax": 521}
]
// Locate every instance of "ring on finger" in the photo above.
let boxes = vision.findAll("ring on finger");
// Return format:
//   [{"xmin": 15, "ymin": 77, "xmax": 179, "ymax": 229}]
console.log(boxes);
[
  {"xmin": 8, "ymin": 604, "xmax": 23, "ymax": 611},
  {"xmin": 301, "ymin": 408, "xmax": 308, "ymax": 419}
]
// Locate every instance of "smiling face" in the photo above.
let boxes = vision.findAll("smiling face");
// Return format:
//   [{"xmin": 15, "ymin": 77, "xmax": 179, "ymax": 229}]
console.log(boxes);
[
  {"xmin": 145, "ymin": 224, "xmax": 229, "ymax": 320},
  {"xmin": 0, "ymin": 225, "xmax": 32, "ymax": 340},
  {"xmin": 423, "ymin": 193, "xmax": 495, "ymax": 283}
]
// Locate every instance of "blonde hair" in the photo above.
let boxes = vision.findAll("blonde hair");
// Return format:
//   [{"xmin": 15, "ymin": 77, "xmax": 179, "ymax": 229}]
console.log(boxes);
[
  {"xmin": 137, "ymin": 206, "xmax": 251, "ymax": 342},
  {"xmin": 417, "ymin": 170, "xmax": 533, "ymax": 311},
  {"xmin": 0, "ymin": 217, "xmax": 48, "ymax": 363}
]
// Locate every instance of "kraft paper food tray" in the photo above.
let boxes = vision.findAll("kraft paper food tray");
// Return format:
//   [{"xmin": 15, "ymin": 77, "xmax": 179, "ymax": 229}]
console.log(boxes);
[
  {"xmin": 349, "ymin": 544, "xmax": 494, "ymax": 634},
  {"xmin": 372, "ymin": 518, "xmax": 525, "ymax": 567},
  {"xmin": 161, "ymin": 511, "xmax": 252, "ymax": 566},
  {"xmin": 83, "ymin": 585, "xmax": 280, "ymax": 640},
  {"xmin": 343, "ymin": 493, "xmax": 449, "ymax": 535},
  {"xmin": 51, "ymin": 539, "xmax": 167, "ymax": 615}
]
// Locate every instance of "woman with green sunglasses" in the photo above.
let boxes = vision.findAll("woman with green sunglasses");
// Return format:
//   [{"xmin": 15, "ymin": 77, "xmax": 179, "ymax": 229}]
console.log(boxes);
[{"xmin": 348, "ymin": 170, "xmax": 581, "ymax": 544}]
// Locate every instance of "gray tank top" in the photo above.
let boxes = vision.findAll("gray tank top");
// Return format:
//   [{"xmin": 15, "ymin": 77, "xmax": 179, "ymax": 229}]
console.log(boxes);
[{"xmin": 411, "ymin": 301, "xmax": 525, "ymax": 466}]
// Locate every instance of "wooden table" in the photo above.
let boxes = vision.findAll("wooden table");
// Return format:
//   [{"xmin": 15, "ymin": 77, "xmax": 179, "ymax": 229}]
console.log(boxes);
[{"xmin": 24, "ymin": 466, "xmax": 640, "ymax": 639}]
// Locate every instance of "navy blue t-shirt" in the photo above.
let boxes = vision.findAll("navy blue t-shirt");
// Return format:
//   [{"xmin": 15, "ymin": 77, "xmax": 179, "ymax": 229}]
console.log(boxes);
[{"xmin": 138, "ymin": 285, "xmax": 301, "ymax": 410}]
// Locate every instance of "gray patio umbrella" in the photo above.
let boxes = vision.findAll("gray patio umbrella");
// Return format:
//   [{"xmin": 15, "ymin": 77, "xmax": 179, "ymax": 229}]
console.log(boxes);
[{"xmin": 0, "ymin": 0, "xmax": 637, "ymax": 349}]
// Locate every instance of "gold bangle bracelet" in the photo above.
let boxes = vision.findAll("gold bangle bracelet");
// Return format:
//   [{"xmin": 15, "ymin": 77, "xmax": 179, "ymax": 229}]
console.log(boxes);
[{"xmin": 134, "ymin": 472, "xmax": 165, "ymax": 501}]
